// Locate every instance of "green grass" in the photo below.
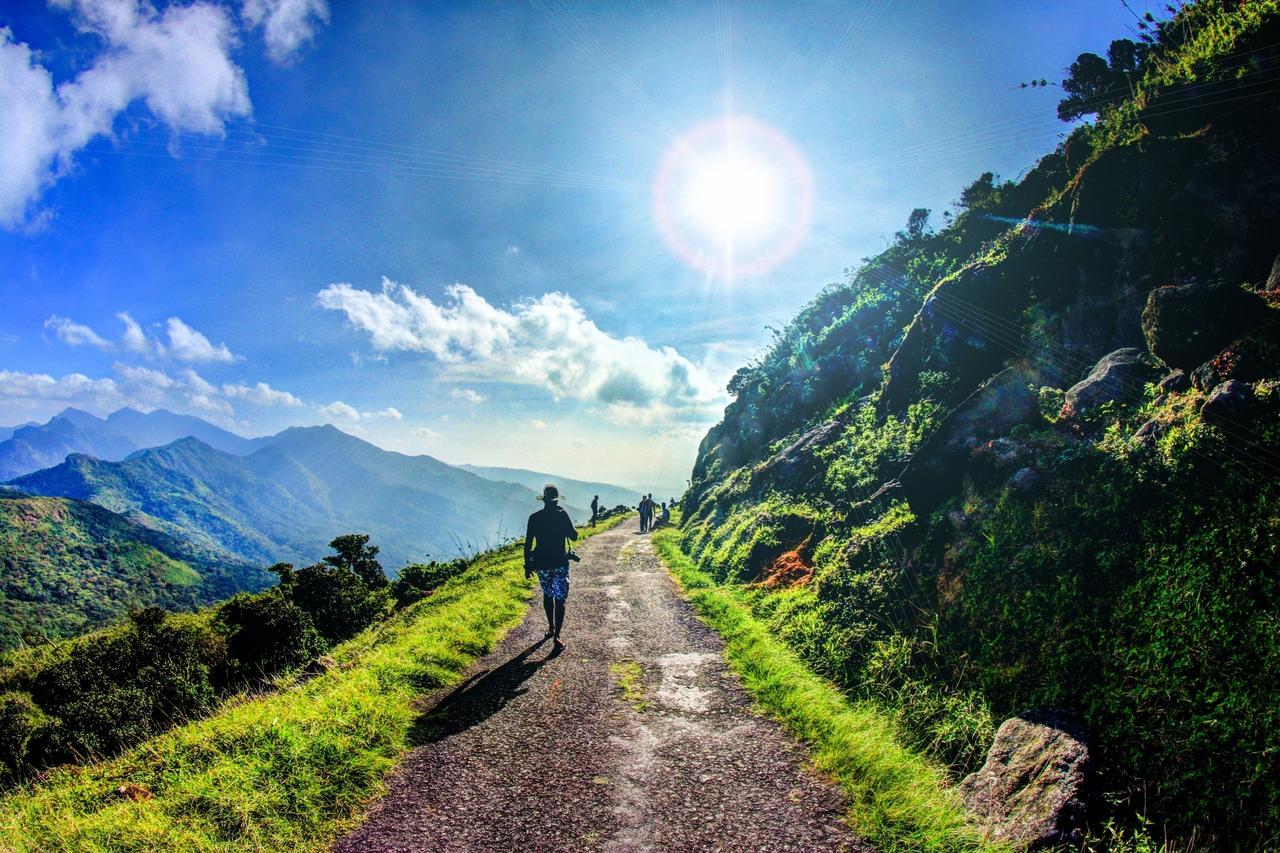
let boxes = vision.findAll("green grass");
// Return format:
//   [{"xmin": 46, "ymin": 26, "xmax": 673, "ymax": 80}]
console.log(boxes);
[
  {"xmin": 651, "ymin": 526, "xmax": 996, "ymax": 852},
  {"xmin": 0, "ymin": 515, "xmax": 629, "ymax": 851},
  {"xmin": 609, "ymin": 659, "xmax": 649, "ymax": 712}
]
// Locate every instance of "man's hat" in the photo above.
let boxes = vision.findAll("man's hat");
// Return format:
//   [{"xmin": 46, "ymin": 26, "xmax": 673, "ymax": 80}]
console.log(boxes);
[{"xmin": 538, "ymin": 483, "xmax": 561, "ymax": 502}]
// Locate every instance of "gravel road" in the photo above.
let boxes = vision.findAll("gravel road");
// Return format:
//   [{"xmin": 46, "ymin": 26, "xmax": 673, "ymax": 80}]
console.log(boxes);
[{"xmin": 334, "ymin": 522, "xmax": 869, "ymax": 852}]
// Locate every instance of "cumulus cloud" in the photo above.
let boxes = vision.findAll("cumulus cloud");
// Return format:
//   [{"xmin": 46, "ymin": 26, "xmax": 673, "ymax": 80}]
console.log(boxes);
[
  {"xmin": 242, "ymin": 0, "xmax": 329, "ymax": 64},
  {"xmin": 47, "ymin": 312, "xmax": 239, "ymax": 363},
  {"xmin": 0, "ymin": 363, "xmax": 302, "ymax": 423},
  {"xmin": 317, "ymin": 278, "xmax": 724, "ymax": 423},
  {"xmin": 0, "ymin": 369, "xmax": 119, "ymax": 408},
  {"xmin": 1, "ymin": 0, "xmax": 253, "ymax": 228},
  {"xmin": 318, "ymin": 401, "xmax": 403, "ymax": 422},
  {"xmin": 221, "ymin": 381, "xmax": 303, "ymax": 406},
  {"xmin": 449, "ymin": 387, "xmax": 486, "ymax": 404}
]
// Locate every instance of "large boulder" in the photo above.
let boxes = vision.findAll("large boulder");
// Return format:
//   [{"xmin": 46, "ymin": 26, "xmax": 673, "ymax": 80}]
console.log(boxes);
[
  {"xmin": 960, "ymin": 711, "xmax": 1089, "ymax": 849},
  {"xmin": 1141, "ymin": 280, "xmax": 1268, "ymax": 370},
  {"xmin": 1064, "ymin": 348, "xmax": 1161, "ymax": 414}
]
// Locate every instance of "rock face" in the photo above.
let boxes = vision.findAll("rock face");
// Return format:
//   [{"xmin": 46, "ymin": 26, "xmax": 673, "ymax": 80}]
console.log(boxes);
[
  {"xmin": 899, "ymin": 366, "xmax": 1040, "ymax": 511},
  {"xmin": 1141, "ymin": 280, "xmax": 1267, "ymax": 370},
  {"xmin": 1065, "ymin": 348, "xmax": 1161, "ymax": 413},
  {"xmin": 960, "ymin": 711, "xmax": 1089, "ymax": 849}
]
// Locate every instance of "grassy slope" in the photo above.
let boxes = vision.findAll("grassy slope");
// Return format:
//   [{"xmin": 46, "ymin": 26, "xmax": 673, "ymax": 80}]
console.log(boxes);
[
  {"xmin": 0, "ymin": 514, "xmax": 628, "ymax": 851},
  {"xmin": 651, "ymin": 527, "xmax": 994, "ymax": 852}
]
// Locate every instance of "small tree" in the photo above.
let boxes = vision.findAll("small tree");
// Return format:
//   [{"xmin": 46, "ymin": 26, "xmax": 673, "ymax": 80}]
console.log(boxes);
[
  {"xmin": 323, "ymin": 534, "xmax": 387, "ymax": 588},
  {"xmin": 897, "ymin": 208, "xmax": 932, "ymax": 243},
  {"xmin": 1057, "ymin": 38, "xmax": 1149, "ymax": 122}
]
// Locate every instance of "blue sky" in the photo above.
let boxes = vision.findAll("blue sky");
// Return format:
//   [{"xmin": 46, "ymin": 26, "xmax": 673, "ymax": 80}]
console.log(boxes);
[{"xmin": 0, "ymin": 0, "xmax": 1135, "ymax": 492}]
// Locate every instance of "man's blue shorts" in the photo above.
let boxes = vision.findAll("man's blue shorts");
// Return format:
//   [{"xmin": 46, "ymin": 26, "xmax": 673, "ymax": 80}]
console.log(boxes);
[{"xmin": 535, "ymin": 564, "xmax": 570, "ymax": 602}]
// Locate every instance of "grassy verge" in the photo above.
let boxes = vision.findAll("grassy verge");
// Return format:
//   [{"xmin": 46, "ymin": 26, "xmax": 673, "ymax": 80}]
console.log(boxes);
[
  {"xmin": 651, "ymin": 527, "xmax": 995, "ymax": 852},
  {"xmin": 0, "ymin": 515, "xmax": 628, "ymax": 851}
]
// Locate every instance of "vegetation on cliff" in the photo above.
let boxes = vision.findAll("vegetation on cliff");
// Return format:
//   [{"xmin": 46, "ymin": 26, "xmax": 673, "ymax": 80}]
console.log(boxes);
[{"xmin": 681, "ymin": 2, "xmax": 1280, "ymax": 845}]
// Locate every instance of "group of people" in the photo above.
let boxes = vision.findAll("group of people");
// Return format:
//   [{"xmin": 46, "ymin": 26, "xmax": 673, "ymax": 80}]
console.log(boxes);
[{"xmin": 638, "ymin": 494, "xmax": 671, "ymax": 532}]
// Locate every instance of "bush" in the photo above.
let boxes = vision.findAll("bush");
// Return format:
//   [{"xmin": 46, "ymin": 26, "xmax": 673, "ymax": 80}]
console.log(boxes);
[
  {"xmin": 390, "ymin": 559, "xmax": 469, "ymax": 608},
  {"xmin": 0, "ymin": 692, "xmax": 46, "ymax": 782},
  {"xmin": 29, "ymin": 609, "xmax": 222, "ymax": 762},
  {"xmin": 218, "ymin": 592, "xmax": 325, "ymax": 684}
]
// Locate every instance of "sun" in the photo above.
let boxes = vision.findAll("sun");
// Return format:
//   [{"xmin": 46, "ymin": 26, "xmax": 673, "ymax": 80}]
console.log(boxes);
[
  {"xmin": 683, "ymin": 151, "xmax": 780, "ymax": 243},
  {"xmin": 653, "ymin": 115, "xmax": 813, "ymax": 280}
]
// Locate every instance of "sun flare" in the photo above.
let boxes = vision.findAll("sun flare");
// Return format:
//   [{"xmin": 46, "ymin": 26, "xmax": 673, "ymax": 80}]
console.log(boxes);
[{"xmin": 653, "ymin": 115, "xmax": 813, "ymax": 280}]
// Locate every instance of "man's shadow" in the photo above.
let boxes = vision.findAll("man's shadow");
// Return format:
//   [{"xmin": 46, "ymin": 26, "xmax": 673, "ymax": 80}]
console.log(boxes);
[{"xmin": 409, "ymin": 638, "xmax": 560, "ymax": 744}]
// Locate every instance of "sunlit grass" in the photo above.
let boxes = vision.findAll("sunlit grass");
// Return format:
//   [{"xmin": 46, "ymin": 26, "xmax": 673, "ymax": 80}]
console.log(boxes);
[
  {"xmin": 651, "ymin": 525, "xmax": 997, "ymax": 852},
  {"xmin": 0, "ymin": 515, "xmax": 629, "ymax": 851}
]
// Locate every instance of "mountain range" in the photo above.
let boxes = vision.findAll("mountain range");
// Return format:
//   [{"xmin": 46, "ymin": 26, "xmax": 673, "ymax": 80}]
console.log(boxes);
[
  {"xmin": 6, "ymin": 419, "xmax": 573, "ymax": 570},
  {"xmin": 0, "ymin": 407, "xmax": 263, "ymax": 481},
  {"xmin": 458, "ymin": 465, "xmax": 653, "ymax": 512}
]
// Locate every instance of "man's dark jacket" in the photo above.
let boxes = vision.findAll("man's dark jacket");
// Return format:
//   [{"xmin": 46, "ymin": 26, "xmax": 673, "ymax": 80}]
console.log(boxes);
[{"xmin": 524, "ymin": 504, "xmax": 578, "ymax": 570}]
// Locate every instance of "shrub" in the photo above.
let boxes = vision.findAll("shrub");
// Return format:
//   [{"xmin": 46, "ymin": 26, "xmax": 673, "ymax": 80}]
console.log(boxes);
[
  {"xmin": 218, "ymin": 592, "xmax": 325, "ymax": 684},
  {"xmin": 390, "ymin": 558, "xmax": 470, "ymax": 608},
  {"xmin": 0, "ymin": 692, "xmax": 46, "ymax": 782}
]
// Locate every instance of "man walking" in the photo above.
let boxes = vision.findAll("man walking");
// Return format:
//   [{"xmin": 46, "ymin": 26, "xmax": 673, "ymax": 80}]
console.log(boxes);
[{"xmin": 525, "ymin": 484, "xmax": 578, "ymax": 648}]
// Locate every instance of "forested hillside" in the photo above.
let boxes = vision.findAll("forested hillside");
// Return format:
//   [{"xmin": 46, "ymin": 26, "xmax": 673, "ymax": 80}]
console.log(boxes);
[
  {"xmin": 681, "ymin": 2, "xmax": 1280, "ymax": 845},
  {"xmin": 0, "ymin": 490, "xmax": 271, "ymax": 648}
]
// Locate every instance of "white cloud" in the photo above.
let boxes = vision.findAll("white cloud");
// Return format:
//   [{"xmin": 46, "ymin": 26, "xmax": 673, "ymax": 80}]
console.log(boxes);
[
  {"xmin": 0, "ymin": 0, "xmax": 251, "ymax": 229},
  {"xmin": 318, "ymin": 401, "xmax": 402, "ymax": 422},
  {"xmin": 450, "ymin": 387, "xmax": 486, "ymax": 404},
  {"xmin": 164, "ymin": 317, "xmax": 237, "ymax": 363},
  {"xmin": 44, "ymin": 314, "xmax": 110, "ymax": 348},
  {"xmin": 222, "ymin": 381, "xmax": 302, "ymax": 406},
  {"xmin": 118, "ymin": 312, "xmax": 157, "ymax": 356},
  {"xmin": 48, "ymin": 312, "xmax": 238, "ymax": 363},
  {"xmin": 0, "ymin": 369, "xmax": 119, "ymax": 406},
  {"xmin": 318, "ymin": 278, "xmax": 724, "ymax": 424},
  {"xmin": 0, "ymin": 362, "xmax": 302, "ymax": 424},
  {"xmin": 242, "ymin": 0, "xmax": 329, "ymax": 65},
  {"xmin": 530, "ymin": 418, "xmax": 548, "ymax": 430},
  {"xmin": 412, "ymin": 425, "xmax": 442, "ymax": 439}
]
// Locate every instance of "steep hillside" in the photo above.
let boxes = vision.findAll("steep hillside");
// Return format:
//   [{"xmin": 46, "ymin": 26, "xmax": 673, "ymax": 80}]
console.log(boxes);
[
  {"xmin": 0, "ymin": 490, "xmax": 271, "ymax": 648},
  {"xmin": 11, "ymin": 427, "xmax": 542, "ymax": 571},
  {"xmin": 0, "ymin": 407, "xmax": 259, "ymax": 481},
  {"xmin": 681, "ymin": 3, "xmax": 1280, "ymax": 845},
  {"xmin": 458, "ymin": 464, "xmax": 645, "ymax": 513}
]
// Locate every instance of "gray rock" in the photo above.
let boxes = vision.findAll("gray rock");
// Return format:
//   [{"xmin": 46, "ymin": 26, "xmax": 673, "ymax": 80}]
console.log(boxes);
[
  {"xmin": 1010, "ymin": 467, "xmax": 1040, "ymax": 494},
  {"xmin": 1157, "ymin": 369, "xmax": 1190, "ymax": 393},
  {"xmin": 1064, "ymin": 348, "xmax": 1161, "ymax": 413},
  {"xmin": 1200, "ymin": 380, "xmax": 1258, "ymax": 426},
  {"xmin": 1141, "ymin": 280, "xmax": 1267, "ymax": 370},
  {"xmin": 960, "ymin": 711, "xmax": 1089, "ymax": 849}
]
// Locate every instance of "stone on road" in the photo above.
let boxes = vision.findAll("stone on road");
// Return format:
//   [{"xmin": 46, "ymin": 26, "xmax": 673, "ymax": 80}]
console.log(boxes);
[{"xmin": 334, "ymin": 523, "xmax": 868, "ymax": 852}]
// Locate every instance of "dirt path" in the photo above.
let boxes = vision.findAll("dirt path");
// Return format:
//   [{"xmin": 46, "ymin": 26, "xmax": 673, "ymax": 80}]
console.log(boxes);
[{"xmin": 335, "ymin": 523, "xmax": 869, "ymax": 852}]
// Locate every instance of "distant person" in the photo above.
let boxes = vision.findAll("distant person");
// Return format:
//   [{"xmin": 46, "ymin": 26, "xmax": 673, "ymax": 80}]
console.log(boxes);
[
  {"xmin": 524, "ymin": 484, "xmax": 578, "ymax": 649},
  {"xmin": 590, "ymin": 494, "xmax": 600, "ymax": 525},
  {"xmin": 659, "ymin": 502, "xmax": 671, "ymax": 527},
  {"xmin": 639, "ymin": 494, "xmax": 652, "ymax": 532}
]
